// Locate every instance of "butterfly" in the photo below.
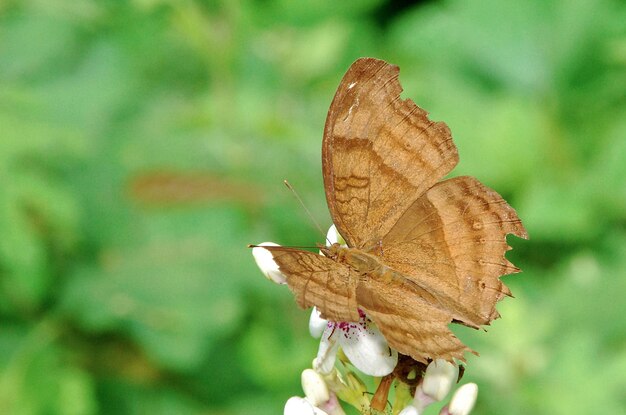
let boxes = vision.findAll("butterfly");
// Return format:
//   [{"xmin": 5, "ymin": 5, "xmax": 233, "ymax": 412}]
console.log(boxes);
[{"xmin": 260, "ymin": 58, "xmax": 528, "ymax": 363}]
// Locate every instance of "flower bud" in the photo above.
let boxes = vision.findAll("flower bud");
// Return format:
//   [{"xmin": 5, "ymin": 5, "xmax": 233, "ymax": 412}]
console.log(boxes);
[
  {"xmin": 301, "ymin": 369, "xmax": 330, "ymax": 407},
  {"xmin": 252, "ymin": 242, "xmax": 287, "ymax": 284},
  {"xmin": 422, "ymin": 359, "xmax": 458, "ymax": 401},
  {"xmin": 448, "ymin": 383, "xmax": 478, "ymax": 415}
]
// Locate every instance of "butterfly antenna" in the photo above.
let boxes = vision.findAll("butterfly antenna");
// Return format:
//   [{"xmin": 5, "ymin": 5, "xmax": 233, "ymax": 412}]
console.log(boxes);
[
  {"xmin": 247, "ymin": 244, "xmax": 319, "ymax": 250},
  {"xmin": 283, "ymin": 180, "xmax": 328, "ymax": 243}
]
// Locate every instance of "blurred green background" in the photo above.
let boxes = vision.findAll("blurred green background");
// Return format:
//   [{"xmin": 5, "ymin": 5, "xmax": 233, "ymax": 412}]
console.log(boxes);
[{"xmin": 0, "ymin": 0, "xmax": 625, "ymax": 414}]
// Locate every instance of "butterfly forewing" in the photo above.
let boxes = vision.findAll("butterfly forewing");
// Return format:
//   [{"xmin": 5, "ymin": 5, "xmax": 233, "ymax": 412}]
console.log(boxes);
[{"xmin": 322, "ymin": 58, "xmax": 459, "ymax": 249}]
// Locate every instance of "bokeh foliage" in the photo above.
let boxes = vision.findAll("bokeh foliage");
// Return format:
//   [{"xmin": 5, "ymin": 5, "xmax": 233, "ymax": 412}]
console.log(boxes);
[{"xmin": 0, "ymin": 0, "xmax": 624, "ymax": 414}]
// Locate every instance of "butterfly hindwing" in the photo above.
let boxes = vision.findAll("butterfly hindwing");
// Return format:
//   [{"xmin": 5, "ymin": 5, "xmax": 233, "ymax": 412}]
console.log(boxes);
[
  {"xmin": 355, "ymin": 272, "xmax": 472, "ymax": 363},
  {"xmin": 374, "ymin": 176, "xmax": 528, "ymax": 328}
]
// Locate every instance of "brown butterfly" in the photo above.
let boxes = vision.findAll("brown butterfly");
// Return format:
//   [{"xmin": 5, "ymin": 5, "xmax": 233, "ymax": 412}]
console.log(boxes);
[{"xmin": 260, "ymin": 57, "xmax": 528, "ymax": 363}]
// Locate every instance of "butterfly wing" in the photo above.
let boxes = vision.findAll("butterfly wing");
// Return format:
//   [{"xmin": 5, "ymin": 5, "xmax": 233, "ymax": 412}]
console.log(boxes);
[
  {"xmin": 322, "ymin": 58, "xmax": 459, "ymax": 249},
  {"xmin": 356, "ymin": 272, "xmax": 472, "ymax": 363},
  {"xmin": 261, "ymin": 246, "xmax": 360, "ymax": 322},
  {"xmin": 373, "ymin": 176, "xmax": 528, "ymax": 328}
]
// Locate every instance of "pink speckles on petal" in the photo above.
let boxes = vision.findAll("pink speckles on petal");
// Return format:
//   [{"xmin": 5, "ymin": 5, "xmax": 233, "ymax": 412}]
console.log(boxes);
[{"xmin": 319, "ymin": 311, "xmax": 397, "ymax": 377}]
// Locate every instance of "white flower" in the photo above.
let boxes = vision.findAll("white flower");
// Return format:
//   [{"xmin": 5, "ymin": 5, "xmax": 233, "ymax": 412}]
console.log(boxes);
[
  {"xmin": 447, "ymin": 383, "xmax": 478, "ymax": 415},
  {"xmin": 284, "ymin": 396, "xmax": 328, "ymax": 415},
  {"xmin": 313, "ymin": 309, "xmax": 398, "ymax": 377},
  {"xmin": 309, "ymin": 307, "xmax": 328, "ymax": 338},
  {"xmin": 422, "ymin": 359, "xmax": 459, "ymax": 401},
  {"xmin": 251, "ymin": 242, "xmax": 287, "ymax": 284}
]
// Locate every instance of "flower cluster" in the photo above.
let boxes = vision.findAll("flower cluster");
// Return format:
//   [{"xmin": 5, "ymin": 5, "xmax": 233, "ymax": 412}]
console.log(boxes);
[{"xmin": 252, "ymin": 226, "xmax": 479, "ymax": 415}]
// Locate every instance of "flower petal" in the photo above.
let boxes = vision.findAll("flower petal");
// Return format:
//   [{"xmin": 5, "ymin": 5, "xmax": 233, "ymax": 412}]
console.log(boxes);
[
  {"xmin": 448, "ymin": 383, "xmax": 478, "ymax": 415},
  {"xmin": 422, "ymin": 359, "xmax": 459, "ymax": 401},
  {"xmin": 325, "ymin": 224, "xmax": 346, "ymax": 246},
  {"xmin": 309, "ymin": 307, "xmax": 328, "ymax": 338},
  {"xmin": 301, "ymin": 369, "xmax": 330, "ymax": 407},
  {"xmin": 313, "ymin": 325, "xmax": 340, "ymax": 375},
  {"xmin": 398, "ymin": 405, "xmax": 420, "ymax": 415},
  {"xmin": 252, "ymin": 242, "xmax": 287, "ymax": 284},
  {"xmin": 338, "ymin": 316, "xmax": 397, "ymax": 376},
  {"xmin": 325, "ymin": 225, "xmax": 339, "ymax": 245}
]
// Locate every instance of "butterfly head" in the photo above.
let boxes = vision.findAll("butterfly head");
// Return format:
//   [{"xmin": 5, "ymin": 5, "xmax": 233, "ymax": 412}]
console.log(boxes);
[{"xmin": 319, "ymin": 242, "xmax": 342, "ymax": 260}]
